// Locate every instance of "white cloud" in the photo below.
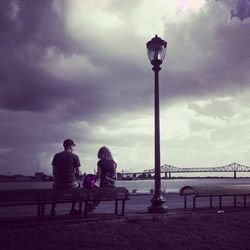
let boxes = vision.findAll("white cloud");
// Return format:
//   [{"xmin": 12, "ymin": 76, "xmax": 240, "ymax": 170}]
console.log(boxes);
[{"xmin": 41, "ymin": 49, "xmax": 106, "ymax": 82}]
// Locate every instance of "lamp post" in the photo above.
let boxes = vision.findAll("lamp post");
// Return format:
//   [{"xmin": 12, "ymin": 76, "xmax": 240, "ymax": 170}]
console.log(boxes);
[{"xmin": 147, "ymin": 35, "xmax": 168, "ymax": 213}]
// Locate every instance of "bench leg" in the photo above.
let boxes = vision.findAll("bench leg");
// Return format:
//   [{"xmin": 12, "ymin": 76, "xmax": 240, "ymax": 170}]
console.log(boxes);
[
  {"xmin": 219, "ymin": 196, "xmax": 222, "ymax": 210},
  {"xmin": 121, "ymin": 200, "xmax": 125, "ymax": 215},
  {"xmin": 84, "ymin": 202, "xmax": 88, "ymax": 217},
  {"xmin": 50, "ymin": 202, "xmax": 56, "ymax": 216},
  {"xmin": 184, "ymin": 197, "xmax": 187, "ymax": 209},
  {"xmin": 115, "ymin": 200, "xmax": 118, "ymax": 215},
  {"xmin": 79, "ymin": 201, "xmax": 82, "ymax": 218},
  {"xmin": 234, "ymin": 195, "xmax": 237, "ymax": 208},
  {"xmin": 37, "ymin": 202, "xmax": 41, "ymax": 218},
  {"xmin": 210, "ymin": 196, "xmax": 213, "ymax": 209},
  {"xmin": 244, "ymin": 195, "xmax": 247, "ymax": 208},
  {"xmin": 115, "ymin": 200, "xmax": 125, "ymax": 216},
  {"xmin": 41, "ymin": 203, "xmax": 45, "ymax": 218},
  {"xmin": 193, "ymin": 196, "xmax": 196, "ymax": 211},
  {"xmin": 71, "ymin": 200, "xmax": 76, "ymax": 211}
]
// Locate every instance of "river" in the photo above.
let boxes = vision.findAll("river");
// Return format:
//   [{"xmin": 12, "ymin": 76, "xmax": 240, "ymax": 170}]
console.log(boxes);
[{"xmin": 1, "ymin": 178, "xmax": 250, "ymax": 194}]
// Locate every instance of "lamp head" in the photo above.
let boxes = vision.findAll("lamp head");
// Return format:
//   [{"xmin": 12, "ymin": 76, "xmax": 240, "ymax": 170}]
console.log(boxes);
[{"xmin": 147, "ymin": 35, "xmax": 167, "ymax": 66}]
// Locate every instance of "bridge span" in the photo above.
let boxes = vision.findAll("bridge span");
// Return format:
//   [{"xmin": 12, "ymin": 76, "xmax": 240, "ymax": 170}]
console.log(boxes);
[{"xmin": 121, "ymin": 163, "xmax": 250, "ymax": 179}]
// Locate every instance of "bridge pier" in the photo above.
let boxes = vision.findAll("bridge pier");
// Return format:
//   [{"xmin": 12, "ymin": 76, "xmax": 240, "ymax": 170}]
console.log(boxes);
[
  {"xmin": 164, "ymin": 172, "xmax": 171, "ymax": 179},
  {"xmin": 234, "ymin": 170, "xmax": 237, "ymax": 179}
]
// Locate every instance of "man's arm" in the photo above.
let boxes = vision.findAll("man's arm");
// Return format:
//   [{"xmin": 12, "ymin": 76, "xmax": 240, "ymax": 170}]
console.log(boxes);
[
  {"xmin": 52, "ymin": 155, "xmax": 57, "ymax": 177},
  {"xmin": 52, "ymin": 165, "xmax": 56, "ymax": 176},
  {"xmin": 73, "ymin": 154, "xmax": 81, "ymax": 180},
  {"xmin": 74, "ymin": 167, "xmax": 81, "ymax": 180}
]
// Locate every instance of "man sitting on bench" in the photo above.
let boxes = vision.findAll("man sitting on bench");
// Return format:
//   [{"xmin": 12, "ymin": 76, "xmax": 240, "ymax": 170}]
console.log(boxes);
[{"xmin": 50, "ymin": 139, "xmax": 81, "ymax": 216}]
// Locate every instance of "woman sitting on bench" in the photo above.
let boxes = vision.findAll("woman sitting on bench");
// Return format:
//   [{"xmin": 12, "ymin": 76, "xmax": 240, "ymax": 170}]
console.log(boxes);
[
  {"xmin": 97, "ymin": 146, "xmax": 117, "ymax": 187},
  {"xmin": 86, "ymin": 146, "xmax": 117, "ymax": 212}
]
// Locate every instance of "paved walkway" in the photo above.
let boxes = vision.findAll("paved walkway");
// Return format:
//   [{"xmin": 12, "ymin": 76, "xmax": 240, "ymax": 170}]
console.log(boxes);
[
  {"xmin": 0, "ymin": 194, "xmax": 186, "ymax": 221},
  {"xmin": 0, "ymin": 193, "xmax": 244, "ymax": 223},
  {"xmin": 91, "ymin": 194, "xmax": 183, "ymax": 215}
]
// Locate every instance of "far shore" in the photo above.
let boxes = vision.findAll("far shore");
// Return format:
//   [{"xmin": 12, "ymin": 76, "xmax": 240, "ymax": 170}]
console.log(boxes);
[{"xmin": 1, "ymin": 176, "xmax": 250, "ymax": 182}]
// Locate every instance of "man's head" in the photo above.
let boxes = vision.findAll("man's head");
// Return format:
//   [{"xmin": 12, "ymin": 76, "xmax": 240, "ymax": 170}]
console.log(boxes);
[{"xmin": 63, "ymin": 139, "xmax": 76, "ymax": 152}]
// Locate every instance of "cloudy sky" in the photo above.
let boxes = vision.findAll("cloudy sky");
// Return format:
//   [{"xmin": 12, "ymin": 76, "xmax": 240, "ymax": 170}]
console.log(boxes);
[{"xmin": 0, "ymin": 0, "xmax": 250, "ymax": 175}]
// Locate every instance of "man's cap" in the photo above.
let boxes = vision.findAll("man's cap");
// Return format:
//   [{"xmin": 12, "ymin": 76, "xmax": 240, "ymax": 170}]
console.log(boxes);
[{"xmin": 63, "ymin": 139, "xmax": 76, "ymax": 148}]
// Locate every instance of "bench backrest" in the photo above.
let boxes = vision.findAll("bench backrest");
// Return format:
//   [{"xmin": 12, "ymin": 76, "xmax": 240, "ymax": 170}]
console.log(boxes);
[
  {"xmin": 39, "ymin": 188, "xmax": 83, "ymax": 201},
  {"xmin": 0, "ymin": 189, "xmax": 40, "ymax": 202},
  {"xmin": 82, "ymin": 187, "xmax": 129, "ymax": 199},
  {"xmin": 0, "ymin": 187, "xmax": 129, "ymax": 202}
]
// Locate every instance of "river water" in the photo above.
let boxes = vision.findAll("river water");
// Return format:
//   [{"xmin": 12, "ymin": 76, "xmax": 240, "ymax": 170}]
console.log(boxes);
[{"xmin": 1, "ymin": 178, "xmax": 250, "ymax": 194}]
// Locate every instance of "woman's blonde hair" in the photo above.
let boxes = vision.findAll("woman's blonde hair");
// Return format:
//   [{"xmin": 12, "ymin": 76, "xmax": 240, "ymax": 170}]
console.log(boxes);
[{"xmin": 97, "ymin": 146, "xmax": 113, "ymax": 160}]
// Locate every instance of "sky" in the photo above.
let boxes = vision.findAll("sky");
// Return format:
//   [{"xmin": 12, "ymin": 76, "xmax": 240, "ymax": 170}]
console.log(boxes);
[{"xmin": 0, "ymin": 0, "xmax": 250, "ymax": 175}]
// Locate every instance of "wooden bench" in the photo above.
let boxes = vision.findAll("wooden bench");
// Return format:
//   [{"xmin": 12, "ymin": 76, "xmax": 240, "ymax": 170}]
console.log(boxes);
[
  {"xmin": 180, "ymin": 185, "xmax": 250, "ymax": 211},
  {"xmin": 0, "ymin": 189, "xmax": 41, "ymax": 217},
  {"xmin": 0, "ymin": 187, "xmax": 129, "ymax": 219}
]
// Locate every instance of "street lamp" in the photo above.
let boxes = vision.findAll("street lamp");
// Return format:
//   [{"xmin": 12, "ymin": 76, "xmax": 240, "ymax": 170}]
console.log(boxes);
[{"xmin": 147, "ymin": 35, "xmax": 168, "ymax": 213}]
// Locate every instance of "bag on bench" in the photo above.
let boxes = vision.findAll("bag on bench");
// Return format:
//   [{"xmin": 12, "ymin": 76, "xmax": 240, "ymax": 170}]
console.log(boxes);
[{"xmin": 83, "ymin": 174, "xmax": 97, "ymax": 189}]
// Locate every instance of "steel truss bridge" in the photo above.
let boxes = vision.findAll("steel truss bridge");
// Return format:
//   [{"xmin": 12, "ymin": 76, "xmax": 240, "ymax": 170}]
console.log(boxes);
[{"xmin": 122, "ymin": 163, "xmax": 250, "ymax": 179}]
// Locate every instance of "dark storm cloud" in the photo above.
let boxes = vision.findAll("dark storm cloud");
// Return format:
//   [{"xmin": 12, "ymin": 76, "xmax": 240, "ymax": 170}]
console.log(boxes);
[
  {"xmin": 160, "ymin": 1, "xmax": 250, "ymax": 103},
  {"xmin": 0, "ymin": 0, "xmax": 98, "ymax": 114},
  {"xmin": 230, "ymin": 0, "xmax": 250, "ymax": 21},
  {"xmin": 1, "ymin": 0, "xmax": 249, "ymax": 116},
  {"xmin": 0, "ymin": 0, "xmax": 150, "ymax": 120}
]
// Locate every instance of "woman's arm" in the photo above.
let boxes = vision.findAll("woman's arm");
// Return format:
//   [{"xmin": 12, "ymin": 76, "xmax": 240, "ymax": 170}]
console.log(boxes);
[
  {"xmin": 113, "ymin": 161, "xmax": 117, "ymax": 179},
  {"xmin": 96, "ymin": 165, "xmax": 101, "ymax": 179}
]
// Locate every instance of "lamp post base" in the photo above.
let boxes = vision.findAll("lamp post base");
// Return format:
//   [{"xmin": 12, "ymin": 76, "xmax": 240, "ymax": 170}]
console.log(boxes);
[{"xmin": 148, "ymin": 195, "xmax": 168, "ymax": 214}]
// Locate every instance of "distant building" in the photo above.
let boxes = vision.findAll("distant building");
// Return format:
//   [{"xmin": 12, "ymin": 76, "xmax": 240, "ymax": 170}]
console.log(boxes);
[
  {"xmin": 117, "ymin": 172, "xmax": 123, "ymax": 180},
  {"xmin": 34, "ymin": 172, "xmax": 44, "ymax": 181}
]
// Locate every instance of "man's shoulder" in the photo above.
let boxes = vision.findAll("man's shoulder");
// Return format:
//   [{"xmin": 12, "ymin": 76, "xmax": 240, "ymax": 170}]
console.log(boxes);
[
  {"xmin": 52, "ymin": 151, "xmax": 64, "ymax": 165},
  {"xmin": 55, "ymin": 151, "xmax": 79, "ymax": 157},
  {"xmin": 54, "ymin": 151, "xmax": 65, "ymax": 157},
  {"xmin": 68, "ymin": 152, "xmax": 79, "ymax": 159},
  {"xmin": 53, "ymin": 151, "xmax": 80, "ymax": 164},
  {"xmin": 53, "ymin": 151, "xmax": 74, "ymax": 159}
]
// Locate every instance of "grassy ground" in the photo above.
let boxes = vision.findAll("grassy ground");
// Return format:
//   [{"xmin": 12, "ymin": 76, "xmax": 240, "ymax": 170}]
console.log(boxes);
[{"xmin": 1, "ymin": 211, "xmax": 250, "ymax": 250}]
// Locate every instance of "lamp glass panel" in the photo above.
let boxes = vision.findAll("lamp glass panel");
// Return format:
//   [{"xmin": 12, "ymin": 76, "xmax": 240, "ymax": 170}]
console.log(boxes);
[{"xmin": 147, "ymin": 43, "xmax": 166, "ymax": 62}]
